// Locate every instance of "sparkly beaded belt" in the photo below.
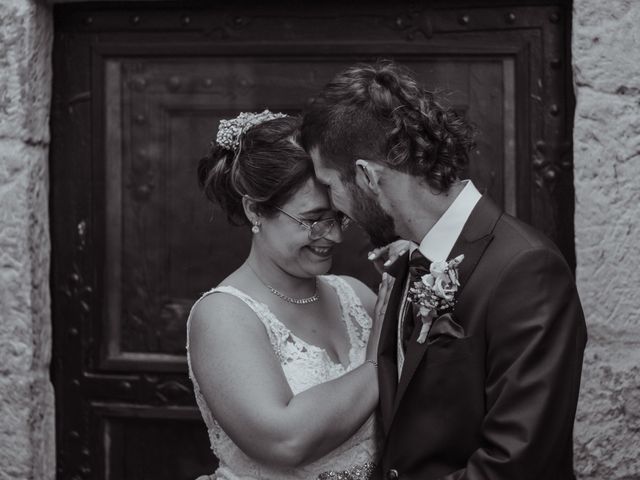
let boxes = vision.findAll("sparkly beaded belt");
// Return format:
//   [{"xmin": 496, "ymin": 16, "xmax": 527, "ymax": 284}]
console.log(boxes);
[{"xmin": 317, "ymin": 462, "xmax": 376, "ymax": 480}]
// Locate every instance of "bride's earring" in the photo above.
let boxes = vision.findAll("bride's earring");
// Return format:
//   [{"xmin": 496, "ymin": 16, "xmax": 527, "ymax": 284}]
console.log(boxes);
[{"xmin": 251, "ymin": 222, "xmax": 261, "ymax": 234}]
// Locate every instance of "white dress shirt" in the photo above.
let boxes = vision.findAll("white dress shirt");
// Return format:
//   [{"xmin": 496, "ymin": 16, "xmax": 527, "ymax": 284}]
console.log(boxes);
[
  {"xmin": 397, "ymin": 180, "xmax": 482, "ymax": 377},
  {"xmin": 417, "ymin": 180, "xmax": 482, "ymax": 262}
]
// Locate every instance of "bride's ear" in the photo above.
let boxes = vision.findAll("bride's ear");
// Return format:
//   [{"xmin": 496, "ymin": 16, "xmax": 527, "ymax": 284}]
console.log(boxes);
[
  {"xmin": 355, "ymin": 159, "xmax": 383, "ymax": 195},
  {"xmin": 242, "ymin": 195, "xmax": 261, "ymax": 225}
]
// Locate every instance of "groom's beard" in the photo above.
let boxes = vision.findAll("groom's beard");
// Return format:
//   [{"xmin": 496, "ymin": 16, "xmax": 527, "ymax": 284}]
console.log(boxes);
[{"xmin": 348, "ymin": 182, "xmax": 398, "ymax": 248}]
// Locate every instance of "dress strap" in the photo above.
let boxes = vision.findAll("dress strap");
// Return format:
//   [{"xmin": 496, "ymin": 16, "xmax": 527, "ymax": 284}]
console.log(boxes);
[
  {"xmin": 322, "ymin": 275, "xmax": 359, "ymax": 307},
  {"xmin": 206, "ymin": 285, "xmax": 269, "ymax": 316},
  {"xmin": 321, "ymin": 275, "xmax": 372, "ymax": 352}
]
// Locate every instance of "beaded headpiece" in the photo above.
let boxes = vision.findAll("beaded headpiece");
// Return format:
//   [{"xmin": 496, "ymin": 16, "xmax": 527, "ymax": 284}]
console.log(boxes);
[{"xmin": 215, "ymin": 109, "xmax": 288, "ymax": 152}]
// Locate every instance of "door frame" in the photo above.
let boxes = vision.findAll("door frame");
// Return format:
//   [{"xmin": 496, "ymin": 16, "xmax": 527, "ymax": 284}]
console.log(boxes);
[{"xmin": 51, "ymin": 1, "xmax": 574, "ymax": 478}]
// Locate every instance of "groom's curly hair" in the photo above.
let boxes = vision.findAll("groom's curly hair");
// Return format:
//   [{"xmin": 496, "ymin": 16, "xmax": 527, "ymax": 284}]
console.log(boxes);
[{"xmin": 300, "ymin": 61, "xmax": 475, "ymax": 192}]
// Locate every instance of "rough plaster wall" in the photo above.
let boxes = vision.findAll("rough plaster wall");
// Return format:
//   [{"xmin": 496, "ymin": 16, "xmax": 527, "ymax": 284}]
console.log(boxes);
[
  {"xmin": 0, "ymin": 0, "xmax": 54, "ymax": 479},
  {"xmin": 573, "ymin": 1, "xmax": 640, "ymax": 478}
]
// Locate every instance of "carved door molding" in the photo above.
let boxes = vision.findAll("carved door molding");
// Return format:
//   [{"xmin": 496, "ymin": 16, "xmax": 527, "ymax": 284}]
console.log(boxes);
[{"xmin": 51, "ymin": 2, "xmax": 573, "ymax": 479}]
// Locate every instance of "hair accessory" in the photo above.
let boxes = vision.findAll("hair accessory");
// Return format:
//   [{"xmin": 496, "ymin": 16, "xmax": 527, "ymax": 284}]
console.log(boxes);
[{"xmin": 216, "ymin": 110, "xmax": 288, "ymax": 151}]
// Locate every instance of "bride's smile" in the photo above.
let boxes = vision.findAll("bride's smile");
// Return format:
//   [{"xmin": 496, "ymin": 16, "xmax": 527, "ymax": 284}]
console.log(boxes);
[
  {"xmin": 305, "ymin": 244, "xmax": 333, "ymax": 258},
  {"xmin": 253, "ymin": 176, "xmax": 346, "ymax": 278}
]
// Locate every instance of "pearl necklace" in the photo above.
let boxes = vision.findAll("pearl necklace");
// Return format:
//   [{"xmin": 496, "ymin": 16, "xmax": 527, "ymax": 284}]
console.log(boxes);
[{"xmin": 247, "ymin": 264, "xmax": 320, "ymax": 305}]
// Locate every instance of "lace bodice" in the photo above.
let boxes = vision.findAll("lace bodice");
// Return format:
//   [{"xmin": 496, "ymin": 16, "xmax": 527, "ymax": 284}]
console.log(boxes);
[{"xmin": 186, "ymin": 275, "xmax": 379, "ymax": 480}]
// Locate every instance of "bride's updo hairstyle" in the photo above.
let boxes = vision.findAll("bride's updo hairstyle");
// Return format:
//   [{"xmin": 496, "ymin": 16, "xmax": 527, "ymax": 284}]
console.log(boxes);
[
  {"xmin": 198, "ymin": 112, "xmax": 314, "ymax": 225},
  {"xmin": 300, "ymin": 61, "xmax": 475, "ymax": 193}
]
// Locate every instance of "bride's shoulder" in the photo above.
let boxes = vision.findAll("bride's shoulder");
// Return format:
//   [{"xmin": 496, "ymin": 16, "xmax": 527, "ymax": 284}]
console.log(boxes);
[
  {"xmin": 190, "ymin": 285, "xmax": 265, "ymax": 338},
  {"xmin": 328, "ymin": 275, "xmax": 376, "ymax": 318}
]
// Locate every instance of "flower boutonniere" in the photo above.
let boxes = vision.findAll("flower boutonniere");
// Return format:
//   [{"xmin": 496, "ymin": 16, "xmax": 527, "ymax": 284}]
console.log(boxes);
[{"xmin": 408, "ymin": 254, "xmax": 465, "ymax": 344}]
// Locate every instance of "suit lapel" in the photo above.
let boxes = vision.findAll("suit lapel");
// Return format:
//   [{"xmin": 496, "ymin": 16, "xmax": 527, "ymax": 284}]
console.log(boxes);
[
  {"xmin": 447, "ymin": 197, "xmax": 502, "ymax": 294},
  {"xmin": 377, "ymin": 250, "xmax": 409, "ymax": 434},
  {"xmin": 389, "ymin": 196, "xmax": 502, "ymax": 422}
]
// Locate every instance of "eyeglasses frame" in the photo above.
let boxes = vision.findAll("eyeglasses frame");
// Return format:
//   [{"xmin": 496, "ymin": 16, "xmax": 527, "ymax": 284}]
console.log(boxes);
[{"xmin": 270, "ymin": 205, "xmax": 351, "ymax": 240}]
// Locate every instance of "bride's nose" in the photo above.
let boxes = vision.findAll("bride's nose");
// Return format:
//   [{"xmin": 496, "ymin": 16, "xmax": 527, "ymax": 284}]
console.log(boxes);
[{"xmin": 324, "ymin": 221, "xmax": 344, "ymax": 243}]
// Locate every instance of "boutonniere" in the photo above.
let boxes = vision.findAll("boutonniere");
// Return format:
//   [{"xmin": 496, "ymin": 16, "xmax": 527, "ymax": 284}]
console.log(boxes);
[{"xmin": 408, "ymin": 254, "xmax": 465, "ymax": 344}]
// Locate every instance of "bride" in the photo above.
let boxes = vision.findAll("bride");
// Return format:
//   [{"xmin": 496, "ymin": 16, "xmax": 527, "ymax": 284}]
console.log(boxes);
[{"xmin": 188, "ymin": 111, "xmax": 394, "ymax": 479}]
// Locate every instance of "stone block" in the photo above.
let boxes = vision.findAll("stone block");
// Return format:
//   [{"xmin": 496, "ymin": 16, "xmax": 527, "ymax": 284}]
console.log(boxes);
[
  {"xmin": 574, "ymin": 340, "xmax": 640, "ymax": 479},
  {"xmin": 573, "ymin": 90, "xmax": 640, "ymax": 176},
  {"xmin": 0, "ymin": 139, "xmax": 50, "ymax": 374},
  {"xmin": 573, "ymin": 0, "xmax": 640, "ymax": 94},
  {"xmin": 573, "ymin": 89, "xmax": 640, "ymax": 335},
  {"xmin": 0, "ymin": 373, "xmax": 54, "ymax": 480},
  {"xmin": 0, "ymin": 375, "xmax": 35, "ymax": 479},
  {"xmin": 28, "ymin": 373, "xmax": 55, "ymax": 480},
  {"xmin": 0, "ymin": 0, "xmax": 52, "ymax": 143}
]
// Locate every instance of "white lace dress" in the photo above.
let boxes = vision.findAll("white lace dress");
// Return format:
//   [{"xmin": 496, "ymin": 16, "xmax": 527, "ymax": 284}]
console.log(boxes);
[{"xmin": 186, "ymin": 275, "xmax": 379, "ymax": 480}]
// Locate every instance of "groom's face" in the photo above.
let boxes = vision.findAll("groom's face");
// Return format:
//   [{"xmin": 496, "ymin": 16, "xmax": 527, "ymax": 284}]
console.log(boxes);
[{"xmin": 309, "ymin": 147, "xmax": 398, "ymax": 248}]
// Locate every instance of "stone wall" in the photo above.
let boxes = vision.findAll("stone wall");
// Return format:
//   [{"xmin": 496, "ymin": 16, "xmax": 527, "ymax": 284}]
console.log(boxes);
[
  {"xmin": 572, "ymin": 0, "xmax": 640, "ymax": 478},
  {"xmin": 0, "ymin": 0, "xmax": 55, "ymax": 479}
]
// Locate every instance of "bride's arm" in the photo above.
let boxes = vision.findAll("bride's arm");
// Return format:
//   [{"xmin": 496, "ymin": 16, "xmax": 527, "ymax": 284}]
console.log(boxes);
[{"xmin": 189, "ymin": 275, "xmax": 392, "ymax": 468}]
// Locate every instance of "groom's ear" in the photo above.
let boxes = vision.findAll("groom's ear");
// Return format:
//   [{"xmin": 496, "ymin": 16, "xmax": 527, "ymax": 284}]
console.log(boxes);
[{"xmin": 355, "ymin": 159, "xmax": 382, "ymax": 194}]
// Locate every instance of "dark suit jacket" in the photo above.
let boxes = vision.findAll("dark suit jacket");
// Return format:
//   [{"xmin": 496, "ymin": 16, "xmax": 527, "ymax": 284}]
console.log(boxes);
[{"xmin": 376, "ymin": 196, "xmax": 587, "ymax": 480}]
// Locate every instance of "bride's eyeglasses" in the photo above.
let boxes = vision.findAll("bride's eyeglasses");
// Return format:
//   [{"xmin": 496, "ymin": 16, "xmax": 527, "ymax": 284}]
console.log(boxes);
[{"xmin": 271, "ymin": 206, "xmax": 351, "ymax": 240}]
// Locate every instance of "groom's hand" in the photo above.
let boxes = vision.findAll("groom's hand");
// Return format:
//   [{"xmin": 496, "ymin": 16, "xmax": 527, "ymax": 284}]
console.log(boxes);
[{"xmin": 368, "ymin": 240, "xmax": 415, "ymax": 274}]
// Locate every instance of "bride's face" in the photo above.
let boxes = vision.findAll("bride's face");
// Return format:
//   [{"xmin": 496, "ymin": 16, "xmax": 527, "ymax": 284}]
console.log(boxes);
[{"xmin": 258, "ymin": 177, "xmax": 344, "ymax": 277}]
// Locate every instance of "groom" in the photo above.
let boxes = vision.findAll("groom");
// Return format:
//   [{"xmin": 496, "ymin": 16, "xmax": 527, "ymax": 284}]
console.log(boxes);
[{"xmin": 301, "ymin": 61, "xmax": 587, "ymax": 480}]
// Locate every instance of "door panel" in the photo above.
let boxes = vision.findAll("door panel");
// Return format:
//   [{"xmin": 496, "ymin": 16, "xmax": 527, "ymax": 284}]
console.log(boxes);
[
  {"xmin": 51, "ymin": 2, "xmax": 573, "ymax": 479},
  {"xmin": 91, "ymin": 404, "xmax": 215, "ymax": 479}
]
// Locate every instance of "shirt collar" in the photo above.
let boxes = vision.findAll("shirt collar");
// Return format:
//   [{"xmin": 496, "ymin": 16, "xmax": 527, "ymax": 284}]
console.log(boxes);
[{"xmin": 417, "ymin": 180, "xmax": 482, "ymax": 262}]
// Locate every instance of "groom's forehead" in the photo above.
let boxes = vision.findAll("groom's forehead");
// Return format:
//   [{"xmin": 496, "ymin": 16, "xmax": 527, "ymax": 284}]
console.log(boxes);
[
  {"xmin": 309, "ymin": 146, "xmax": 337, "ymax": 171},
  {"xmin": 308, "ymin": 147, "xmax": 331, "ymax": 174},
  {"xmin": 309, "ymin": 151, "xmax": 338, "ymax": 182}
]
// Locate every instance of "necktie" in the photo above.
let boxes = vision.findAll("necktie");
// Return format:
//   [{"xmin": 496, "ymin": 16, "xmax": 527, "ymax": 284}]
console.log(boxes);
[{"xmin": 402, "ymin": 249, "xmax": 431, "ymax": 351}]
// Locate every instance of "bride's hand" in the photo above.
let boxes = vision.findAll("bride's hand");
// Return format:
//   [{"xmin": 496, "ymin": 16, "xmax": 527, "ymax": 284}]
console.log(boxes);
[
  {"xmin": 366, "ymin": 272, "xmax": 394, "ymax": 361},
  {"xmin": 368, "ymin": 240, "xmax": 415, "ymax": 274}
]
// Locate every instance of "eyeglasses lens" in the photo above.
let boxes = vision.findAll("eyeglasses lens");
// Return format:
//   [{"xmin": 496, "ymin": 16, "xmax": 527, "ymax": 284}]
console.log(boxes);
[
  {"xmin": 309, "ymin": 222, "xmax": 331, "ymax": 240},
  {"xmin": 309, "ymin": 216, "xmax": 351, "ymax": 240}
]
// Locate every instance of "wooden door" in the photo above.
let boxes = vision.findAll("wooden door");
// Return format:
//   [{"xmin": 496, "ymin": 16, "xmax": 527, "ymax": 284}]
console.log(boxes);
[{"xmin": 51, "ymin": 1, "xmax": 573, "ymax": 479}]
